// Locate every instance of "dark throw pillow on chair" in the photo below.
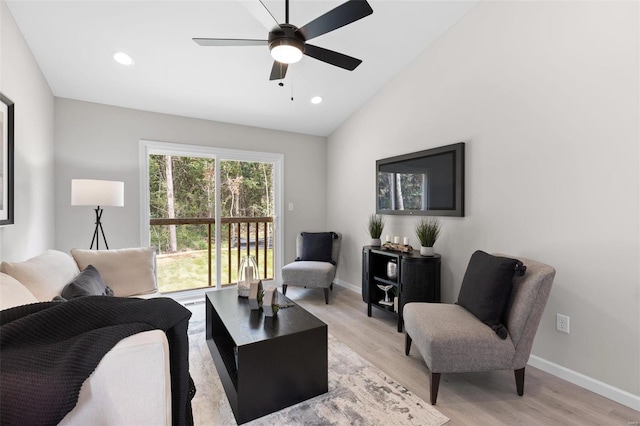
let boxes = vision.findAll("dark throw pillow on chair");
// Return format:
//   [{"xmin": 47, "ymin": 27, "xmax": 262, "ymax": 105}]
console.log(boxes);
[
  {"xmin": 296, "ymin": 232, "xmax": 336, "ymax": 264},
  {"xmin": 457, "ymin": 250, "xmax": 526, "ymax": 340},
  {"xmin": 54, "ymin": 264, "xmax": 115, "ymax": 301}
]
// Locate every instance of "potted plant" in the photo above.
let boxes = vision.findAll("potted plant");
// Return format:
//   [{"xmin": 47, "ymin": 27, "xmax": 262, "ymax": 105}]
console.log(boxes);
[
  {"xmin": 415, "ymin": 217, "xmax": 441, "ymax": 256},
  {"xmin": 367, "ymin": 214, "xmax": 385, "ymax": 247}
]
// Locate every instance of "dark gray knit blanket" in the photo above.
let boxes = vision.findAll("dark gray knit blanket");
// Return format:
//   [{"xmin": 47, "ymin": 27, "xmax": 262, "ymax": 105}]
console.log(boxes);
[{"xmin": 0, "ymin": 296, "xmax": 195, "ymax": 426}]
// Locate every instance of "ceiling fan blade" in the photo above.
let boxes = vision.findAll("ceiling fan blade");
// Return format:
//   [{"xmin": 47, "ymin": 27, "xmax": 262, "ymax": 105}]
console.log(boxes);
[
  {"xmin": 240, "ymin": 0, "xmax": 281, "ymax": 32},
  {"xmin": 269, "ymin": 62, "xmax": 288, "ymax": 80},
  {"xmin": 304, "ymin": 44, "xmax": 362, "ymax": 71},
  {"xmin": 193, "ymin": 38, "xmax": 268, "ymax": 47},
  {"xmin": 297, "ymin": 0, "xmax": 373, "ymax": 41}
]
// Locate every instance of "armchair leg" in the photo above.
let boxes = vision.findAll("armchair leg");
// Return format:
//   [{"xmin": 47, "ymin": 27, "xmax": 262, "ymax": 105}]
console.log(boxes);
[
  {"xmin": 323, "ymin": 288, "xmax": 329, "ymax": 304},
  {"xmin": 405, "ymin": 334, "xmax": 412, "ymax": 355},
  {"xmin": 282, "ymin": 284, "xmax": 287, "ymax": 295},
  {"xmin": 430, "ymin": 372, "xmax": 441, "ymax": 405},
  {"xmin": 330, "ymin": 282, "xmax": 333, "ymax": 290},
  {"xmin": 514, "ymin": 367, "xmax": 525, "ymax": 396}
]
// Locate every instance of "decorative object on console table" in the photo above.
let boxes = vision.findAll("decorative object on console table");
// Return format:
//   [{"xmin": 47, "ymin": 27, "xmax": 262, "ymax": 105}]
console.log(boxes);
[
  {"xmin": 238, "ymin": 256, "xmax": 260, "ymax": 297},
  {"xmin": 367, "ymin": 214, "xmax": 385, "ymax": 247},
  {"xmin": 263, "ymin": 287, "xmax": 279, "ymax": 317},
  {"xmin": 248, "ymin": 280, "xmax": 263, "ymax": 310},
  {"xmin": 376, "ymin": 284, "xmax": 393, "ymax": 307},
  {"xmin": 0, "ymin": 92, "xmax": 14, "ymax": 226},
  {"xmin": 416, "ymin": 217, "xmax": 441, "ymax": 257},
  {"xmin": 386, "ymin": 259, "xmax": 397, "ymax": 280},
  {"xmin": 382, "ymin": 241, "xmax": 413, "ymax": 253},
  {"xmin": 71, "ymin": 179, "xmax": 124, "ymax": 250}
]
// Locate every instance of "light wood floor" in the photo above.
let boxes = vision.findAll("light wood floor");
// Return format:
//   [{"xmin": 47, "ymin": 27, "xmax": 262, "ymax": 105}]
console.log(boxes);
[{"xmin": 271, "ymin": 285, "xmax": 640, "ymax": 426}]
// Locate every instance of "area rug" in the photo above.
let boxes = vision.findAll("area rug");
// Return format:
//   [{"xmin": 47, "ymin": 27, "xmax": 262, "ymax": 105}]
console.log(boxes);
[{"xmin": 187, "ymin": 320, "xmax": 449, "ymax": 425}]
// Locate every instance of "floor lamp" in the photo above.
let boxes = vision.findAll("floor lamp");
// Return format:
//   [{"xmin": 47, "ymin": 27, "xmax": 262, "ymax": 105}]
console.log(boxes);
[{"xmin": 71, "ymin": 179, "xmax": 124, "ymax": 250}]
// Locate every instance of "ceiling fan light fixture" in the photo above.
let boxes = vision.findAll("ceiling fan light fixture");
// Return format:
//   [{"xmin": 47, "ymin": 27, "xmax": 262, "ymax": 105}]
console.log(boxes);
[
  {"xmin": 270, "ymin": 39, "xmax": 304, "ymax": 64},
  {"xmin": 113, "ymin": 51, "xmax": 134, "ymax": 66}
]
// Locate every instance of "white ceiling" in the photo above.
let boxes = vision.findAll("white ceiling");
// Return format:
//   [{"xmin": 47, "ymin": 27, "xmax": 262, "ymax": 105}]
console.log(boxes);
[{"xmin": 7, "ymin": 0, "xmax": 476, "ymax": 136}]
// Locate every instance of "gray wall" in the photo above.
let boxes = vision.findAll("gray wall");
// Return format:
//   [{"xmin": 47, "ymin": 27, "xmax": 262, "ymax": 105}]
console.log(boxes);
[
  {"xmin": 0, "ymin": 1, "xmax": 55, "ymax": 262},
  {"xmin": 327, "ymin": 1, "xmax": 639, "ymax": 397},
  {"xmin": 54, "ymin": 98, "xmax": 327, "ymax": 265}
]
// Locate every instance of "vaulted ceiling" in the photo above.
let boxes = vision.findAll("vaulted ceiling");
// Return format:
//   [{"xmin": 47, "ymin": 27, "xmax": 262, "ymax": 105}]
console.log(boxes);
[{"xmin": 7, "ymin": 0, "xmax": 476, "ymax": 136}]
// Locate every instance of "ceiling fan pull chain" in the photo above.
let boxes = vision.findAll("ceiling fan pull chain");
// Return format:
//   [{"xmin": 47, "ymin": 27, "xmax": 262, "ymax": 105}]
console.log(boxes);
[{"xmin": 290, "ymin": 74, "xmax": 294, "ymax": 101}]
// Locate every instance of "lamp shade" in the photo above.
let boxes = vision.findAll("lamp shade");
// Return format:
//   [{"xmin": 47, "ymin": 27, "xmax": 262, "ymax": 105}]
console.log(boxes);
[{"xmin": 71, "ymin": 179, "xmax": 124, "ymax": 207}]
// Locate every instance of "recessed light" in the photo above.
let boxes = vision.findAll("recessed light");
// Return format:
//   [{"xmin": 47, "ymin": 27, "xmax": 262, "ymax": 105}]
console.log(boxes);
[
  {"xmin": 311, "ymin": 96, "xmax": 323, "ymax": 104},
  {"xmin": 113, "ymin": 51, "xmax": 134, "ymax": 66}
]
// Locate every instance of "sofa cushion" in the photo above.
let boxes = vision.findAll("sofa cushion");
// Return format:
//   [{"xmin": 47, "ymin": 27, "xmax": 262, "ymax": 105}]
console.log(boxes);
[
  {"xmin": 56, "ymin": 265, "xmax": 114, "ymax": 301},
  {"xmin": 1, "ymin": 250, "xmax": 80, "ymax": 301},
  {"xmin": 71, "ymin": 247, "xmax": 158, "ymax": 297},
  {"xmin": 297, "ymin": 232, "xmax": 336, "ymax": 264},
  {"xmin": 0, "ymin": 273, "xmax": 38, "ymax": 310},
  {"xmin": 457, "ymin": 250, "xmax": 524, "ymax": 339}
]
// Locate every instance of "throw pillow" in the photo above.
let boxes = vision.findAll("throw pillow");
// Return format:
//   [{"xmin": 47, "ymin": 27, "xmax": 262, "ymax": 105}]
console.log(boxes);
[
  {"xmin": 457, "ymin": 250, "xmax": 525, "ymax": 340},
  {"xmin": 296, "ymin": 232, "xmax": 336, "ymax": 264},
  {"xmin": 0, "ymin": 273, "xmax": 38, "ymax": 310},
  {"xmin": 55, "ymin": 265, "xmax": 114, "ymax": 301},
  {"xmin": 70, "ymin": 247, "xmax": 158, "ymax": 297},
  {"xmin": 1, "ymin": 250, "xmax": 80, "ymax": 301}
]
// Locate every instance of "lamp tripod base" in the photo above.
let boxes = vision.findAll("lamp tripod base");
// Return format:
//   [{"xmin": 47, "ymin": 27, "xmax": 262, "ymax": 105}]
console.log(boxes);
[{"xmin": 90, "ymin": 207, "xmax": 110, "ymax": 250}]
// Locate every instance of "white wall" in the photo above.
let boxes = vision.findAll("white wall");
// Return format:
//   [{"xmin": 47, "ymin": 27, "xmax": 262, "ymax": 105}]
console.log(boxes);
[
  {"xmin": 54, "ymin": 98, "xmax": 326, "ymax": 264},
  {"xmin": 0, "ymin": 1, "xmax": 55, "ymax": 261},
  {"xmin": 327, "ymin": 0, "xmax": 639, "ymax": 400}
]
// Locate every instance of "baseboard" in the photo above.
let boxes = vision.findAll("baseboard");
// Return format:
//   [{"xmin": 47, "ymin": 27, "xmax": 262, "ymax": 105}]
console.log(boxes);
[
  {"xmin": 528, "ymin": 355, "xmax": 640, "ymax": 411},
  {"xmin": 334, "ymin": 278, "xmax": 361, "ymax": 294}
]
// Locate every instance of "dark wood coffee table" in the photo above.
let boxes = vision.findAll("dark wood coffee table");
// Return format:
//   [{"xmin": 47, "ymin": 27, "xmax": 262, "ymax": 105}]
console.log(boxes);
[{"xmin": 205, "ymin": 288, "xmax": 328, "ymax": 424}]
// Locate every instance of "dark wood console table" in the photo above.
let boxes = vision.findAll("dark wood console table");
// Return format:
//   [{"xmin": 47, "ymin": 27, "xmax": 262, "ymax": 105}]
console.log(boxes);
[
  {"xmin": 206, "ymin": 289, "xmax": 328, "ymax": 424},
  {"xmin": 362, "ymin": 246, "xmax": 441, "ymax": 332}
]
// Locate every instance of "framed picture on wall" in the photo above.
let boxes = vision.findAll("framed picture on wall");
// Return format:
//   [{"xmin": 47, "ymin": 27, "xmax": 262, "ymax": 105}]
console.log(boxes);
[{"xmin": 0, "ymin": 92, "xmax": 14, "ymax": 226}]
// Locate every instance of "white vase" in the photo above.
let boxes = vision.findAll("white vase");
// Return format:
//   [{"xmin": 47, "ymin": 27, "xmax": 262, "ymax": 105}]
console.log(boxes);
[
  {"xmin": 371, "ymin": 238, "xmax": 381, "ymax": 247},
  {"xmin": 420, "ymin": 246, "xmax": 434, "ymax": 256}
]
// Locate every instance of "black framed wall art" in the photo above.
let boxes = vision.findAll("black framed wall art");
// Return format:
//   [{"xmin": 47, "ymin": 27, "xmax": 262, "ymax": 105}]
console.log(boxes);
[{"xmin": 0, "ymin": 92, "xmax": 14, "ymax": 226}]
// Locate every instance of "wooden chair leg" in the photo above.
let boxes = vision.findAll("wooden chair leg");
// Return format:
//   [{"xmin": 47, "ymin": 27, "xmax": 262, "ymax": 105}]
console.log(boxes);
[
  {"xmin": 405, "ymin": 334, "xmax": 412, "ymax": 355},
  {"xmin": 282, "ymin": 284, "xmax": 287, "ymax": 295},
  {"xmin": 430, "ymin": 372, "xmax": 441, "ymax": 405},
  {"xmin": 514, "ymin": 367, "xmax": 525, "ymax": 396},
  {"xmin": 324, "ymin": 288, "xmax": 329, "ymax": 304}
]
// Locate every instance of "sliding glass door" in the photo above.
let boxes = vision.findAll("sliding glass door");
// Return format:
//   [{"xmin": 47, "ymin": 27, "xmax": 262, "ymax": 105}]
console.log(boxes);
[{"xmin": 140, "ymin": 141, "xmax": 283, "ymax": 294}]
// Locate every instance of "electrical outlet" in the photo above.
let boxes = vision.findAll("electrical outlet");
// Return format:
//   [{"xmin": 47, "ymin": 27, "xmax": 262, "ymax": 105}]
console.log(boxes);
[{"xmin": 556, "ymin": 314, "xmax": 570, "ymax": 334}]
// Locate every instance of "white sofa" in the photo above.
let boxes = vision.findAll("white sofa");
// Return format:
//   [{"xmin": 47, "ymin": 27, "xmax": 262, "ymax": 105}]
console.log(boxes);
[{"xmin": 0, "ymin": 247, "xmax": 171, "ymax": 425}]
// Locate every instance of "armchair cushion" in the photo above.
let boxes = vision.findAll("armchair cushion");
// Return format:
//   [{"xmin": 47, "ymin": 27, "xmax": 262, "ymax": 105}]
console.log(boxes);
[
  {"xmin": 71, "ymin": 247, "xmax": 158, "ymax": 297},
  {"xmin": 281, "ymin": 261, "xmax": 336, "ymax": 289},
  {"xmin": 57, "ymin": 265, "xmax": 114, "ymax": 301},
  {"xmin": 404, "ymin": 303, "xmax": 515, "ymax": 372},
  {"xmin": 457, "ymin": 250, "xmax": 525, "ymax": 339},
  {"xmin": 296, "ymin": 232, "xmax": 336, "ymax": 264}
]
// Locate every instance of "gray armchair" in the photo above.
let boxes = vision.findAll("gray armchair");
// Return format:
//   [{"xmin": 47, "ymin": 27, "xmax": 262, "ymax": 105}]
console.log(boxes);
[
  {"xmin": 281, "ymin": 232, "xmax": 342, "ymax": 304},
  {"xmin": 403, "ymin": 254, "xmax": 555, "ymax": 405}
]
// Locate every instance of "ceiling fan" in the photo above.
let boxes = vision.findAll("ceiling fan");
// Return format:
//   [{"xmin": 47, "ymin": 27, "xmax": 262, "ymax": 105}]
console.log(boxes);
[{"xmin": 193, "ymin": 0, "xmax": 373, "ymax": 81}]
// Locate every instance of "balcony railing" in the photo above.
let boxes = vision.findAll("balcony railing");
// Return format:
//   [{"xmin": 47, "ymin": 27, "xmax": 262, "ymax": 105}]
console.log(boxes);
[{"xmin": 150, "ymin": 216, "xmax": 274, "ymax": 291}]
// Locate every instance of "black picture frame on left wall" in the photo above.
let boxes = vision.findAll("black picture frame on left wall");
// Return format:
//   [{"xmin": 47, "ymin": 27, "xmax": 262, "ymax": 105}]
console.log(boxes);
[{"xmin": 0, "ymin": 92, "xmax": 14, "ymax": 226}]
